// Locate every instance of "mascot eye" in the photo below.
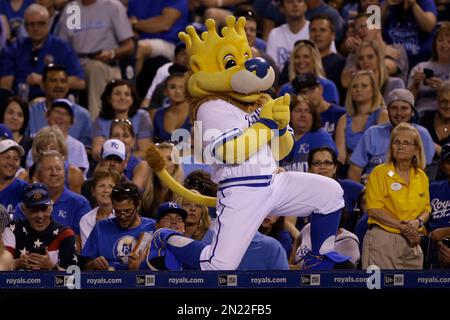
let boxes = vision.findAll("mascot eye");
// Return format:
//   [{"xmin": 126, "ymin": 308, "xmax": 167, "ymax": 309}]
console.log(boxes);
[{"xmin": 224, "ymin": 55, "xmax": 236, "ymax": 69}]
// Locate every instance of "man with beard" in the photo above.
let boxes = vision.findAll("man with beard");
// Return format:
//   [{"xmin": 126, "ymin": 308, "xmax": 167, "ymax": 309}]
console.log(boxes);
[
  {"xmin": 27, "ymin": 64, "xmax": 92, "ymax": 148},
  {"xmin": 83, "ymin": 182, "xmax": 155, "ymax": 270}
]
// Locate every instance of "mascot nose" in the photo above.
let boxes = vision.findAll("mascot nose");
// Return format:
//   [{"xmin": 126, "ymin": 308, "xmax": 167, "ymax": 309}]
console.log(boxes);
[{"xmin": 245, "ymin": 57, "xmax": 270, "ymax": 79}]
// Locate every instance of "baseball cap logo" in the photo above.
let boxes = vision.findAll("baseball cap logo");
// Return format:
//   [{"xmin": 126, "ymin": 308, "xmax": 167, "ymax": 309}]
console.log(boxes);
[
  {"xmin": 34, "ymin": 193, "xmax": 42, "ymax": 200},
  {"xmin": 111, "ymin": 142, "xmax": 119, "ymax": 149},
  {"xmin": 168, "ymin": 202, "xmax": 177, "ymax": 208}
]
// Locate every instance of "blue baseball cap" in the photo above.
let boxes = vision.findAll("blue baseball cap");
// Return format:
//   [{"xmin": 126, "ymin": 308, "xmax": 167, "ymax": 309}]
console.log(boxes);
[
  {"xmin": 50, "ymin": 98, "xmax": 74, "ymax": 118},
  {"xmin": 23, "ymin": 183, "xmax": 52, "ymax": 208},
  {"xmin": 156, "ymin": 202, "xmax": 187, "ymax": 222},
  {"xmin": 0, "ymin": 124, "xmax": 13, "ymax": 140}
]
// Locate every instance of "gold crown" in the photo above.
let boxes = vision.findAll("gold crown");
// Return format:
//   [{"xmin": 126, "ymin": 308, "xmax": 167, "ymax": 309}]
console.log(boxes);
[{"xmin": 179, "ymin": 16, "xmax": 248, "ymax": 57}]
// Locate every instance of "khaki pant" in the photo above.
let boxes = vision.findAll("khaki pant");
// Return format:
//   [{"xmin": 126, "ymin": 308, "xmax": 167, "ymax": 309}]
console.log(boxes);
[
  {"xmin": 362, "ymin": 226, "xmax": 423, "ymax": 269},
  {"xmin": 83, "ymin": 59, "xmax": 121, "ymax": 119}
]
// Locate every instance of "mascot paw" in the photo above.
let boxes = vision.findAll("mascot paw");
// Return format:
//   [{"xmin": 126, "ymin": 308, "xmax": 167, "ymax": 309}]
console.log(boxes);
[
  {"xmin": 144, "ymin": 144, "xmax": 166, "ymax": 172},
  {"xmin": 272, "ymin": 94, "xmax": 290, "ymax": 129}
]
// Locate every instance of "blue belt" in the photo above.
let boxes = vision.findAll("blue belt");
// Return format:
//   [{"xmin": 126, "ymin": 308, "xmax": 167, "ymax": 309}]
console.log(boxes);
[{"xmin": 218, "ymin": 175, "xmax": 272, "ymax": 191}]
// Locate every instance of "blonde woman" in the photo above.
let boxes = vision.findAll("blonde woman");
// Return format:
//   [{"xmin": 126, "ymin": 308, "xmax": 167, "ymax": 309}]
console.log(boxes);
[
  {"xmin": 182, "ymin": 190, "xmax": 211, "ymax": 241},
  {"xmin": 142, "ymin": 142, "xmax": 184, "ymax": 218},
  {"xmin": 278, "ymin": 40, "xmax": 339, "ymax": 104},
  {"xmin": 363, "ymin": 123, "xmax": 430, "ymax": 269},
  {"xmin": 335, "ymin": 70, "xmax": 389, "ymax": 166},
  {"xmin": 341, "ymin": 40, "xmax": 405, "ymax": 102},
  {"xmin": 28, "ymin": 126, "xmax": 84, "ymax": 193}
]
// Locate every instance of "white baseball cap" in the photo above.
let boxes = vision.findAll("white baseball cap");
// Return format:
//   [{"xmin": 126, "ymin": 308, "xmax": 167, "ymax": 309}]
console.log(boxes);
[
  {"xmin": 0, "ymin": 139, "xmax": 25, "ymax": 157},
  {"xmin": 101, "ymin": 139, "xmax": 126, "ymax": 161}
]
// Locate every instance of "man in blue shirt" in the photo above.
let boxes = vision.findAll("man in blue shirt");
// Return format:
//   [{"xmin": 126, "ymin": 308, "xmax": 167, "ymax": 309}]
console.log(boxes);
[
  {"xmin": 0, "ymin": 139, "xmax": 27, "ymax": 217},
  {"xmin": 348, "ymin": 88, "xmax": 435, "ymax": 183},
  {"xmin": 83, "ymin": 182, "xmax": 156, "ymax": 270},
  {"xmin": 0, "ymin": 4, "xmax": 85, "ymax": 100},
  {"xmin": 27, "ymin": 64, "xmax": 92, "ymax": 148},
  {"xmin": 14, "ymin": 150, "xmax": 90, "ymax": 235}
]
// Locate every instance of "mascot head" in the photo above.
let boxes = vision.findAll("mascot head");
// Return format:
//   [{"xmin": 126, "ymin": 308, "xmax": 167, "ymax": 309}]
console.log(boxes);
[{"xmin": 178, "ymin": 16, "xmax": 275, "ymax": 104}]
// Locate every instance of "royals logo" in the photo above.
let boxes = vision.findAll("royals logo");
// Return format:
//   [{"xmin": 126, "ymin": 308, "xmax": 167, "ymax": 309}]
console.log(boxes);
[{"xmin": 113, "ymin": 235, "xmax": 137, "ymax": 263}]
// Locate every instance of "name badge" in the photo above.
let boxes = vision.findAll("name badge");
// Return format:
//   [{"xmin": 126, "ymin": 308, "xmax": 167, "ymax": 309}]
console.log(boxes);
[{"xmin": 391, "ymin": 182, "xmax": 402, "ymax": 191}]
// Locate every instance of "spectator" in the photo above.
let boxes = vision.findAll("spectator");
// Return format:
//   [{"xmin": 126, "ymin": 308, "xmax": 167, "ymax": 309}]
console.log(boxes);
[
  {"xmin": 142, "ymin": 142, "xmax": 184, "ymax": 218},
  {"xmin": 181, "ymin": 190, "xmax": 211, "ymax": 240},
  {"xmin": 92, "ymin": 80, "xmax": 152, "ymax": 161},
  {"xmin": 0, "ymin": 4, "xmax": 85, "ymax": 100},
  {"xmin": 183, "ymin": 170, "xmax": 217, "ymax": 219},
  {"xmin": 0, "ymin": 0, "xmax": 34, "ymax": 41},
  {"xmin": 58, "ymin": 0, "xmax": 134, "ymax": 118},
  {"xmin": 0, "ymin": 96, "xmax": 32, "ymax": 167},
  {"xmin": 335, "ymin": 70, "xmax": 389, "ymax": 167},
  {"xmin": 408, "ymin": 22, "xmax": 450, "ymax": 117},
  {"xmin": 0, "ymin": 204, "xmax": 13, "ymax": 270},
  {"xmin": 79, "ymin": 168, "xmax": 120, "ymax": 249},
  {"xmin": 295, "ymin": 72, "xmax": 345, "ymax": 137},
  {"xmin": 28, "ymin": 126, "xmax": 85, "ymax": 193},
  {"xmin": 363, "ymin": 123, "xmax": 431, "ymax": 269},
  {"xmin": 349, "ymin": 88, "xmax": 435, "ymax": 184},
  {"xmin": 36, "ymin": 0, "xmax": 61, "ymax": 34},
  {"xmin": 27, "ymin": 64, "xmax": 92, "ymax": 148},
  {"xmin": 153, "ymin": 72, "xmax": 191, "ymax": 143},
  {"xmin": 258, "ymin": 215, "xmax": 292, "ymax": 257},
  {"xmin": 109, "ymin": 119, "xmax": 150, "ymax": 191},
  {"xmin": 266, "ymin": 0, "xmax": 309, "ymax": 72},
  {"xmin": 381, "ymin": 0, "xmax": 437, "ymax": 68},
  {"xmin": 0, "ymin": 139, "xmax": 27, "ymax": 217},
  {"xmin": 342, "ymin": 40, "xmax": 405, "ymax": 103},
  {"xmin": 14, "ymin": 150, "xmax": 91, "ymax": 238},
  {"xmin": 305, "ymin": 0, "xmax": 345, "ymax": 44},
  {"xmin": 81, "ymin": 139, "xmax": 128, "ymax": 208},
  {"xmin": 155, "ymin": 201, "xmax": 187, "ymax": 234},
  {"xmin": 281, "ymin": 40, "xmax": 339, "ymax": 104},
  {"xmin": 128, "ymin": 0, "xmax": 189, "ymax": 77},
  {"xmin": 2, "ymin": 182, "xmax": 77, "ymax": 270},
  {"xmin": 280, "ymin": 94, "xmax": 336, "ymax": 172},
  {"xmin": 428, "ymin": 143, "xmax": 450, "ymax": 268},
  {"xmin": 83, "ymin": 182, "xmax": 156, "ymax": 270}
]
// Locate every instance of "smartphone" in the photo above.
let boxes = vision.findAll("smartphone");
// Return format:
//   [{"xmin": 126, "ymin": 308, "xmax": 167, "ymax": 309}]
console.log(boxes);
[
  {"xmin": 442, "ymin": 237, "xmax": 450, "ymax": 248},
  {"xmin": 423, "ymin": 68, "xmax": 434, "ymax": 79}
]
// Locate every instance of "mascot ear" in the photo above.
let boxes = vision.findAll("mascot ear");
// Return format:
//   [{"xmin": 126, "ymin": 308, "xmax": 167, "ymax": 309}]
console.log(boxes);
[{"xmin": 190, "ymin": 56, "xmax": 202, "ymax": 73}]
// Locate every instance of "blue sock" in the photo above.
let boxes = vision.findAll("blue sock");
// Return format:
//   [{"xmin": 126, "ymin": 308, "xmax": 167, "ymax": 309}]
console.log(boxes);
[
  {"xmin": 167, "ymin": 237, "xmax": 207, "ymax": 270},
  {"xmin": 310, "ymin": 210, "xmax": 341, "ymax": 254}
]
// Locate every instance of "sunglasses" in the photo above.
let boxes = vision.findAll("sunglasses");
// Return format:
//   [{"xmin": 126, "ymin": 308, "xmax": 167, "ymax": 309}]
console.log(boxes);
[
  {"xmin": 112, "ymin": 118, "xmax": 133, "ymax": 127},
  {"xmin": 184, "ymin": 177, "xmax": 211, "ymax": 195},
  {"xmin": 111, "ymin": 185, "xmax": 137, "ymax": 196}
]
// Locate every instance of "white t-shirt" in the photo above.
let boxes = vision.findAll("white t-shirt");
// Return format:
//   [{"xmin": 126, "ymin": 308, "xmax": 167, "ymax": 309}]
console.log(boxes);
[
  {"xmin": 267, "ymin": 22, "xmax": 310, "ymax": 72},
  {"xmin": 294, "ymin": 223, "xmax": 360, "ymax": 268},
  {"xmin": 196, "ymin": 99, "xmax": 277, "ymax": 184},
  {"xmin": 79, "ymin": 207, "xmax": 114, "ymax": 249}
]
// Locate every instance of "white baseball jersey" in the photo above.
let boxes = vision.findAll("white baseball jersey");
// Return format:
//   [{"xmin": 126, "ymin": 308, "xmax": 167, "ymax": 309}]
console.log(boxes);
[{"xmin": 196, "ymin": 99, "xmax": 277, "ymax": 184}]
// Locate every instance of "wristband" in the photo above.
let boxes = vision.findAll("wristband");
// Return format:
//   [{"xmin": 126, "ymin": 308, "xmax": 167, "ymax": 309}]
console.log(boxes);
[
  {"xmin": 257, "ymin": 118, "xmax": 278, "ymax": 130},
  {"xmin": 278, "ymin": 127, "xmax": 287, "ymax": 136}
]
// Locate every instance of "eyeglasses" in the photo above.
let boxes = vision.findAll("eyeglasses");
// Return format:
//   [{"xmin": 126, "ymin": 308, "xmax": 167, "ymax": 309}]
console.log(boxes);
[
  {"xmin": 25, "ymin": 21, "xmax": 47, "ymax": 28},
  {"xmin": 392, "ymin": 140, "xmax": 416, "ymax": 147},
  {"xmin": 184, "ymin": 177, "xmax": 210, "ymax": 194},
  {"xmin": 310, "ymin": 160, "xmax": 335, "ymax": 167},
  {"xmin": 114, "ymin": 207, "xmax": 136, "ymax": 218}
]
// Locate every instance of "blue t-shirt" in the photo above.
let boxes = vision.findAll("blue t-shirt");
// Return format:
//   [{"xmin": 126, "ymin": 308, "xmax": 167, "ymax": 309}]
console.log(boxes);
[
  {"xmin": 124, "ymin": 154, "xmax": 141, "ymax": 181},
  {"xmin": 383, "ymin": 0, "xmax": 437, "ymax": 67},
  {"xmin": 0, "ymin": 0, "xmax": 33, "ymax": 39},
  {"xmin": 320, "ymin": 103, "xmax": 346, "ymax": 137},
  {"xmin": 0, "ymin": 178, "xmax": 27, "ymax": 217},
  {"xmin": 350, "ymin": 122, "xmax": 435, "ymax": 175},
  {"xmin": 428, "ymin": 180, "xmax": 450, "ymax": 232},
  {"xmin": 14, "ymin": 188, "xmax": 91, "ymax": 235},
  {"xmin": 27, "ymin": 100, "xmax": 93, "ymax": 147},
  {"xmin": 280, "ymin": 128, "xmax": 337, "ymax": 172},
  {"xmin": 278, "ymin": 77, "xmax": 339, "ymax": 104},
  {"xmin": 153, "ymin": 107, "xmax": 191, "ymax": 142},
  {"xmin": 345, "ymin": 109, "xmax": 381, "ymax": 152},
  {"xmin": 0, "ymin": 35, "xmax": 84, "ymax": 99},
  {"xmin": 93, "ymin": 109, "xmax": 153, "ymax": 140},
  {"xmin": 127, "ymin": 0, "xmax": 189, "ymax": 43},
  {"xmin": 82, "ymin": 217, "xmax": 156, "ymax": 270}
]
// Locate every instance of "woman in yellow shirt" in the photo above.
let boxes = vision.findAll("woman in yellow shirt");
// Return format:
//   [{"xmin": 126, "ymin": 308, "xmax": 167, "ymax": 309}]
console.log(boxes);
[{"xmin": 363, "ymin": 123, "xmax": 431, "ymax": 269}]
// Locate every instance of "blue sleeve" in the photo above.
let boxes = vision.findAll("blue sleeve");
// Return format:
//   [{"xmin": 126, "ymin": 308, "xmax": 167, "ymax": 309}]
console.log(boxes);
[
  {"xmin": 419, "ymin": 0, "xmax": 438, "ymax": 14},
  {"xmin": 92, "ymin": 117, "xmax": 108, "ymax": 138},
  {"xmin": 61, "ymin": 41, "xmax": 84, "ymax": 79},
  {"xmin": 127, "ymin": 0, "xmax": 137, "ymax": 16},
  {"xmin": 82, "ymin": 223, "xmax": 99, "ymax": 258},
  {"xmin": 321, "ymin": 79, "xmax": 339, "ymax": 104},
  {"xmin": 269, "ymin": 240, "xmax": 289, "ymax": 270},
  {"xmin": 0, "ymin": 44, "xmax": 16, "ymax": 77},
  {"xmin": 13, "ymin": 203, "xmax": 25, "ymax": 221},
  {"xmin": 350, "ymin": 132, "xmax": 370, "ymax": 169}
]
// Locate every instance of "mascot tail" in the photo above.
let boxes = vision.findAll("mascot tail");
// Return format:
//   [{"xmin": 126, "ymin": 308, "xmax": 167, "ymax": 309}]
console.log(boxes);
[{"xmin": 144, "ymin": 144, "xmax": 217, "ymax": 208}]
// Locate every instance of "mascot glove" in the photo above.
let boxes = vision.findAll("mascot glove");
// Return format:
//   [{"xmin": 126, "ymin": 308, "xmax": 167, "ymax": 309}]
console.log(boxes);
[{"xmin": 272, "ymin": 94, "xmax": 290, "ymax": 129}]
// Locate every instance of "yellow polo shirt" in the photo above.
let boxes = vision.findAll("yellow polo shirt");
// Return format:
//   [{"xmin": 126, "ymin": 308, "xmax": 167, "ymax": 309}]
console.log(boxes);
[{"xmin": 366, "ymin": 163, "xmax": 431, "ymax": 234}]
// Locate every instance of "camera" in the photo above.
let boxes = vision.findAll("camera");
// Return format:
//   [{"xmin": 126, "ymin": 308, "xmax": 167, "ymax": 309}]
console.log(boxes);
[
  {"xmin": 442, "ymin": 237, "xmax": 450, "ymax": 248},
  {"xmin": 423, "ymin": 68, "xmax": 434, "ymax": 79}
]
